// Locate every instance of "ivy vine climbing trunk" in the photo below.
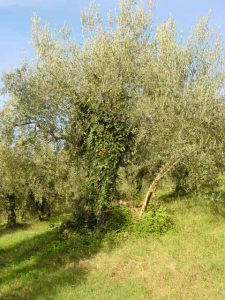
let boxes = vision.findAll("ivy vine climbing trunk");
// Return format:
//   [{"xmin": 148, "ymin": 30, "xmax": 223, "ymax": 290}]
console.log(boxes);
[{"xmin": 86, "ymin": 112, "xmax": 133, "ymax": 225}]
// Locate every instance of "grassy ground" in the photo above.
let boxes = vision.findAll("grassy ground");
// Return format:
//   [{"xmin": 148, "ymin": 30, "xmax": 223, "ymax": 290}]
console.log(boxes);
[{"xmin": 1, "ymin": 196, "xmax": 225, "ymax": 299}]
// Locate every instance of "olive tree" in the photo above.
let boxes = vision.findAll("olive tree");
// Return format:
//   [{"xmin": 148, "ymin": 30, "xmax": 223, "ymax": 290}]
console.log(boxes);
[
  {"xmin": 1, "ymin": 0, "xmax": 225, "ymax": 222},
  {"xmin": 1, "ymin": 0, "xmax": 154, "ymax": 224},
  {"xmin": 0, "ymin": 141, "xmax": 30, "ymax": 227},
  {"xmin": 133, "ymin": 17, "xmax": 225, "ymax": 215}
]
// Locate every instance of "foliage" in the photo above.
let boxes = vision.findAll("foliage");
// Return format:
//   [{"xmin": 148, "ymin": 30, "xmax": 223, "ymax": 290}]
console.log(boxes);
[
  {"xmin": 0, "ymin": 0, "xmax": 225, "ymax": 224},
  {"xmin": 103, "ymin": 206, "xmax": 132, "ymax": 232},
  {"xmin": 86, "ymin": 119, "xmax": 133, "ymax": 220},
  {"xmin": 133, "ymin": 203, "xmax": 174, "ymax": 236},
  {"xmin": 0, "ymin": 142, "xmax": 30, "ymax": 226},
  {"xmin": 60, "ymin": 205, "xmax": 132, "ymax": 236},
  {"xmin": 129, "ymin": 15, "xmax": 225, "ymax": 211}
]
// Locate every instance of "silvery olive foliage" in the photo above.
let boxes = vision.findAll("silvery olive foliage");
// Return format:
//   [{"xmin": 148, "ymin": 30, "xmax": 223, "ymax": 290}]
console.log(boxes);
[
  {"xmin": 0, "ymin": 141, "xmax": 30, "ymax": 226},
  {"xmin": 133, "ymin": 15, "xmax": 225, "ymax": 212},
  {"xmin": 0, "ymin": 0, "xmax": 225, "ymax": 223}
]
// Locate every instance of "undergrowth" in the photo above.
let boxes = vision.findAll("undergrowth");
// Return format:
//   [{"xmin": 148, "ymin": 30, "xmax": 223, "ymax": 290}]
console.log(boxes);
[{"xmin": 59, "ymin": 203, "xmax": 174, "ymax": 251}]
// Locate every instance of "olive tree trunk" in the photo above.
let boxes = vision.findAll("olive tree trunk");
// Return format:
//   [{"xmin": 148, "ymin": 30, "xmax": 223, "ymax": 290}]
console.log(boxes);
[
  {"xmin": 7, "ymin": 194, "xmax": 17, "ymax": 228},
  {"xmin": 139, "ymin": 158, "xmax": 180, "ymax": 217},
  {"xmin": 38, "ymin": 197, "xmax": 51, "ymax": 221}
]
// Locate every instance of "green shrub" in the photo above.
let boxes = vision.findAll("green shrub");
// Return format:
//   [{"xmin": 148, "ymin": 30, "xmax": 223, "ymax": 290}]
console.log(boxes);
[
  {"xmin": 133, "ymin": 203, "xmax": 173, "ymax": 236},
  {"xmin": 60, "ymin": 205, "xmax": 132, "ymax": 235},
  {"xmin": 104, "ymin": 206, "xmax": 132, "ymax": 232},
  {"xmin": 60, "ymin": 204, "xmax": 172, "ymax": 252}
]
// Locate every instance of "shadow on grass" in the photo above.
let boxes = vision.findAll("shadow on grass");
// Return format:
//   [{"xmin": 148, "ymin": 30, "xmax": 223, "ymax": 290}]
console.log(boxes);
[
  {"xmin": 206, "ymin": 190, "xmax": 225, "ymax": 218},
  {"xmin": 0, "ymin": 227, "xmax": 104, "ymax": 300},
  {"xmin": 158, "ymin": 190, "xmax": 207, "ymax": 203},
  {"xmin": 207, "ymin": 190, "xmax": 225, "ymax": 201},
  {"xmin": 158, "ymin": 188, "xmax": 225, "ymax": 219},
  {"xmin": 0, "ymin": 223, "xmax": 32, "ymax": 238},
  {"xmin": 157, "ymin": 189, "xmax": 193, "ymax": 203}
]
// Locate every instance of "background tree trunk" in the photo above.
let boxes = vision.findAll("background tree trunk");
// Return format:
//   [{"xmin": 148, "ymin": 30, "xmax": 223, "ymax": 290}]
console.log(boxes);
[
  {"xmin": 7, "ymin": 194, "xmax": 17, "ymax": 228},
  {"xmin": 38, "ymin": 198, "xmax": 51, "ymax": 221}
]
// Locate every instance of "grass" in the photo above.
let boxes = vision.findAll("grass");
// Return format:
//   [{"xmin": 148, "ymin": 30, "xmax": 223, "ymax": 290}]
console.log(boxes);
[{"xmin": 1, "ymin": 195, "xmax": 225, "ymax": 299}]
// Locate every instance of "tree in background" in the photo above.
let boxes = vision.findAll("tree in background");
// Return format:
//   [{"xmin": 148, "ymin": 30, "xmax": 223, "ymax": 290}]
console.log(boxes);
[
  {"xmin": 0, "ymin": 141, "xmax": 30, "ymax": 227},
  {"xmin": 132, "ymin": 16, "xmax": 225, "ymax": 214}
]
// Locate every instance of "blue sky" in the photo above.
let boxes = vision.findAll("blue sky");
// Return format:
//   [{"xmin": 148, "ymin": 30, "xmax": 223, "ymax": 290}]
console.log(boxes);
[{"xmin": 0, "ymin": 0, "xmax": 225, "ymax": 104}]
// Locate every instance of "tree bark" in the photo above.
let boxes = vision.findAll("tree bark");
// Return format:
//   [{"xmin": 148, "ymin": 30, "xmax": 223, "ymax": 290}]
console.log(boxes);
[
  {"xmin": 139, "ymin": 181, "xmax": 157, "ymax": 217},
  {"xmin": 139, "ymin": 158, "xmax": 180, "ymax": 217},
  {"xmin": 7, "ymin": 194, "xmax": 17, "ymax": 228},
  {"xmin": 38, "ymin": 198, "xmax": 51, "ymax": 221}
]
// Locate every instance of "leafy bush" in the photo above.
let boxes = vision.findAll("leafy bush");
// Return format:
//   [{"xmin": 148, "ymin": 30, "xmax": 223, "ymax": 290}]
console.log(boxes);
[
  {"xmin": 133, "ymin": 203, "xmax": 173, "ymax": 237},
  {"xmin": 60, "ymin": 203, "xmax": 172, "ymax": 244},
  {"xmin": 104, "ymin": 206, "xmax": 132, "ymax": 232},
  {"xmin": 60, "ymin": 205, "xmax": 132, "ymax": 237}
]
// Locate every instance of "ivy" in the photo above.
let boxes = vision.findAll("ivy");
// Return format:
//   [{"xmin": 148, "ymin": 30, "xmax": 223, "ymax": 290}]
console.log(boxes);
[{"xmin": 86, "ymin": 112, "xmax": 133, "ymax": 223}]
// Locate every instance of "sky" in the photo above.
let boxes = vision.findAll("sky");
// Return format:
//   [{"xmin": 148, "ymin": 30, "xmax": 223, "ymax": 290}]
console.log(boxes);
[{"xmin": 0, "ymin": 0, "xmax": 225, "ymax": 105}]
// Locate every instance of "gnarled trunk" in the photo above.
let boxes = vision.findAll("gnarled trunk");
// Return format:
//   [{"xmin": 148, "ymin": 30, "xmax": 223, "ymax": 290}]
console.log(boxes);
[{"xmin": 37, "ymin": 198, "xmax": 51, "ymax": 221}]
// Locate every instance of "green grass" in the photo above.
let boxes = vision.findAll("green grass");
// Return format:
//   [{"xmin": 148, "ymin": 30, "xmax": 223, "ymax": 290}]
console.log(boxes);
[{"xmin": 1, "ymin": 196, "xmax": 225, "ymax": 299}]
